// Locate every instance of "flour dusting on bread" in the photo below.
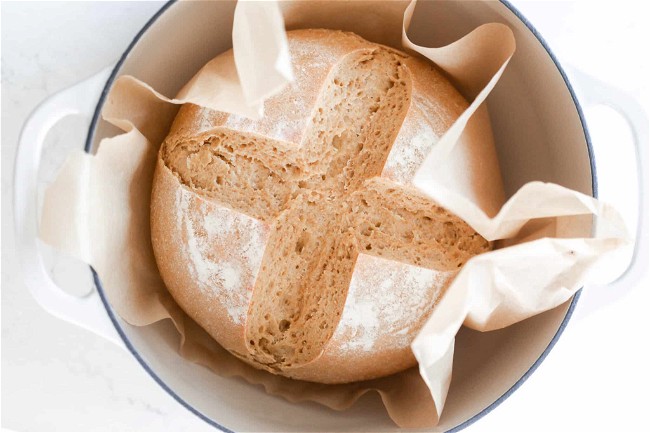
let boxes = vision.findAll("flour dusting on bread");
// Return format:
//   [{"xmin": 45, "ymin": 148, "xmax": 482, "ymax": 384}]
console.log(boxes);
[
  {"xmin": 333, "ymin": 254, "xmax": 454, "ymax": 353},
  {"xmin": 382, "ymin": 106, "xmax": 439, "ymax": 184},
  {"xmin": 175, "ymin": 186, "xmax": 268, "ymax": 324}
]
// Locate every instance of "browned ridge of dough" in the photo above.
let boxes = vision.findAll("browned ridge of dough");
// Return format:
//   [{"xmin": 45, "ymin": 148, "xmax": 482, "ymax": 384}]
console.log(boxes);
[{"xmin": 160, "ymin": 46, "xmax": 489, "ymax": 372}]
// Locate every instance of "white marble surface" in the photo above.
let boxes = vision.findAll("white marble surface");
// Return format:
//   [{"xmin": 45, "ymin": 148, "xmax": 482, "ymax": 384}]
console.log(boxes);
[{"xmin": 1, "ymin": 1, "xmax": 648, "ymax": 432}]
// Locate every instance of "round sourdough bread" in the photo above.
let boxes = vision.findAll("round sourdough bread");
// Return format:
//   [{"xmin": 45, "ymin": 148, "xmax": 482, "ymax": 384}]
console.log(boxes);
[{"xmin": 151, "ymin": 29, "xmax": 500, "ymax": 384}]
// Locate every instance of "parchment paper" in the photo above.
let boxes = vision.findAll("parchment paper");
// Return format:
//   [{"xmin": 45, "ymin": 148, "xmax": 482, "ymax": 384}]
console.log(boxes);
[{"xmin": 40, "ymin": 0, "xmax": 632, "ymax": 428}]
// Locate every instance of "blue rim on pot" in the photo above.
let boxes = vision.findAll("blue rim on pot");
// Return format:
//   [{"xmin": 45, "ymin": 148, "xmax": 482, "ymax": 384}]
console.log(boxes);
[{"xmin": 84, "ymin": 1, "xmax": 597, "ymax": 431}]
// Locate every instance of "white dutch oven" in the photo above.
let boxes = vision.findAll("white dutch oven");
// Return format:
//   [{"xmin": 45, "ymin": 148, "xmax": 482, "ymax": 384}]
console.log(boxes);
[{"xmin": 14, "ymin": 1, "xmax": 647, "ymax": 431}]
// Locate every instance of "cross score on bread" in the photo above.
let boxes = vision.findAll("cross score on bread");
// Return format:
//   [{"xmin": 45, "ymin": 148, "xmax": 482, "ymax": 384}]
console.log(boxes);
[{"xmin": 158, "ymin": 36, "xmax": 489, "ymax": 374}]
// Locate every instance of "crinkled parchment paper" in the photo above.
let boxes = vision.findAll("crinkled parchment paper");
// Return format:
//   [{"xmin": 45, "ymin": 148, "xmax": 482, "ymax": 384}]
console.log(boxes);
[{"xmin": 40, "ymin": 0, "xmax": 631, "ymax": 428}]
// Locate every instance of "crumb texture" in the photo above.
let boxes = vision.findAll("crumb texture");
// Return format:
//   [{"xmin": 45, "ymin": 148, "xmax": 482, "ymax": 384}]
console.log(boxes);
[{"xmin": 153, "ymin": 30, "xmax": 490, "ymax": 379}]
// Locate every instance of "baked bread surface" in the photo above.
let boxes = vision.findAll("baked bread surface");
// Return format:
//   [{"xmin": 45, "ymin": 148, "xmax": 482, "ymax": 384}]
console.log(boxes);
[{"xmin": 151, "ymin": 29, "xmax": 496, "ymax": 383}]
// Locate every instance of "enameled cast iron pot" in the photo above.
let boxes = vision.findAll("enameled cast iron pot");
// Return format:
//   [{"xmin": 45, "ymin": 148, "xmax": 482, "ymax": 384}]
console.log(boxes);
[{"xmin": 14, "ymin": 1, "xmax": 647, "ymax": 431}]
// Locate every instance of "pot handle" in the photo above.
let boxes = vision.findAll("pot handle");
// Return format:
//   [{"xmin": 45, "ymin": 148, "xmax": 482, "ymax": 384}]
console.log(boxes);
[
  {"xmin": 13, "ymin": 65, "xmax": 125, "ymax": 347},
  {"xmin": 566, "ymin": 67, "xmax": 648, "ymax": 317}
]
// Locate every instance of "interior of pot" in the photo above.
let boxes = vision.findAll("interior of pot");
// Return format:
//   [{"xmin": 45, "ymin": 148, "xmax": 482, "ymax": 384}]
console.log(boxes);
[{"xmin": 90, "ymin": 1, "xmax": 593, "ymax": 431}]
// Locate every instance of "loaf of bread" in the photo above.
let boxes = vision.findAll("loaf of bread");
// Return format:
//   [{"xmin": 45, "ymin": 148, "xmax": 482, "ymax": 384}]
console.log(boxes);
[{"xmin": 151, "ymin": 29, "xmax": 499, "ymax": 384}]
